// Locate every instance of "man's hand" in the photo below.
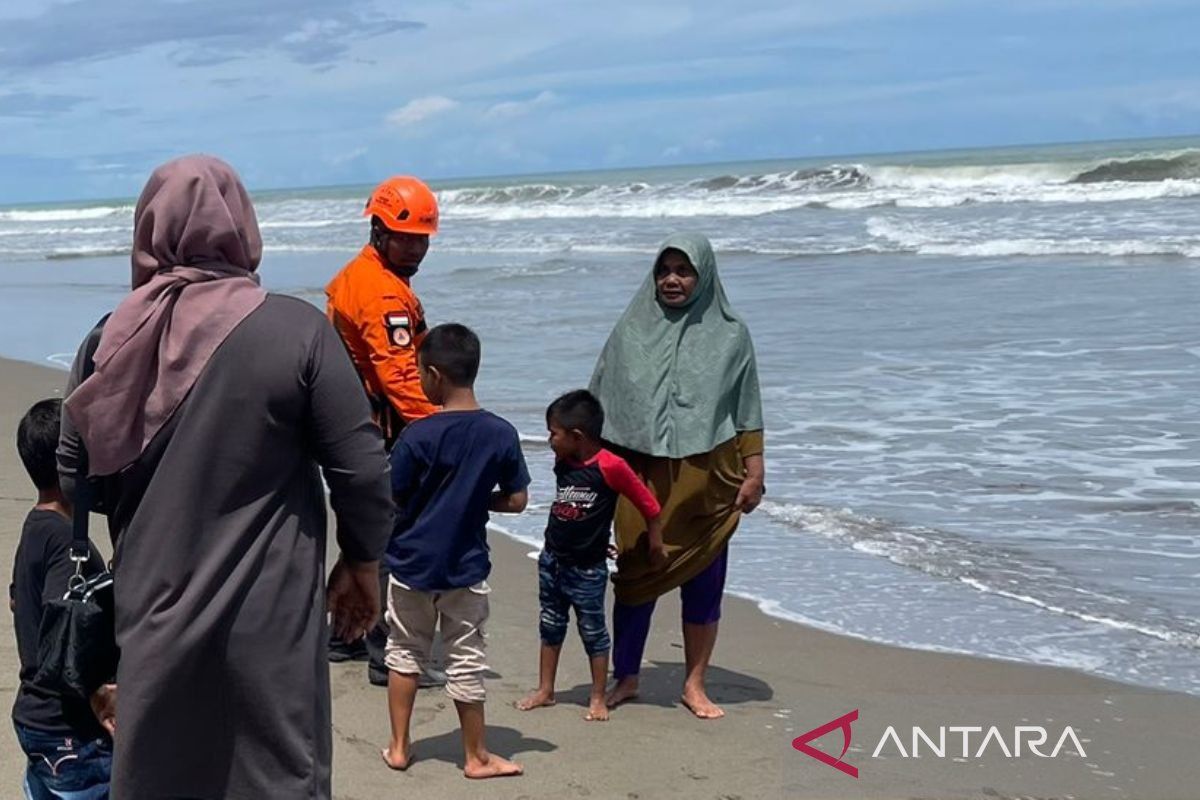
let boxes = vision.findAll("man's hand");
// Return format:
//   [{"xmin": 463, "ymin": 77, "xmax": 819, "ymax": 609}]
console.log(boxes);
[
  {"xmin": 91, "ymin": 683, "xmax": 117, "ymax": 736},
  {"xmin": 327, "ymin": 557, "xmax": 381, "ymax": 643}
]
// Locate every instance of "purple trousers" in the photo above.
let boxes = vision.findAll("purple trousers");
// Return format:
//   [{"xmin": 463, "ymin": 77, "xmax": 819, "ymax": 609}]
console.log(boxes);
[{"xmin": 611, "ymin": 547, "xmax": 728, "ymax": 680}]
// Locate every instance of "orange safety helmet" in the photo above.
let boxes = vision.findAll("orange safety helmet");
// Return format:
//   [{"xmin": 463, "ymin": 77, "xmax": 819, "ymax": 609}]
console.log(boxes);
[{"xmin": 364, "ymin": 176, "xmax": 439, "ymax": 236}]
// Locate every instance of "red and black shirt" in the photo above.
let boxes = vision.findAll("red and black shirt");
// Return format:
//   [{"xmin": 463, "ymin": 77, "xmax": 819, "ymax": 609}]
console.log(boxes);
[{"xmin": 545, "ymin": 449, "xmax": 661, "ymax": 567}]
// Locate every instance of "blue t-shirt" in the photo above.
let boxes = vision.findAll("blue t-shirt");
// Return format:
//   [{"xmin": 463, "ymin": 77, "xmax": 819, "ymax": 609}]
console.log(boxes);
[{"xmin": 387, "ymin": 409, "xmax": 530, "ymax": 590}]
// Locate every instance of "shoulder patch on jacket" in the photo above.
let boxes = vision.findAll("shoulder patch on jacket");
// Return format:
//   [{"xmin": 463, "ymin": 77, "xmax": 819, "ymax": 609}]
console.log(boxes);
[{"xmin": 384, "ymin": 312, "xmax": 412, "ymax": 348}]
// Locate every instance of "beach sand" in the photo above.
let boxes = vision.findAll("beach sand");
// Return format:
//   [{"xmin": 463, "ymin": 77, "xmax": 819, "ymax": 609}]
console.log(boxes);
[{"xmin": 0, "ymin": 356, "xmax": 1197, "ymax": 800}]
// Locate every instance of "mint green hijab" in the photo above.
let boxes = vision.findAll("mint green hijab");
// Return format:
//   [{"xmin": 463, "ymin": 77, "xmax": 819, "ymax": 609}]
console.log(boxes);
[{"xmin": 590, "ymin": 233, "xmax": 763, "ymax": 459}]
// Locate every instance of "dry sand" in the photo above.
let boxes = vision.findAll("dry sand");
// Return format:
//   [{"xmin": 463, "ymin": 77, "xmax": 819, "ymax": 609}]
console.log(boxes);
[{"xmin": 0, "ymin": 356, "xmax": 1197, "ymax": 799}]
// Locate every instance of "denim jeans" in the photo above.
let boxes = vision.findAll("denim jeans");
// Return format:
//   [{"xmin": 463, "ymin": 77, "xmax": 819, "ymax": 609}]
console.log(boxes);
[
  {"xmin": 13, "ymin": 724, "xmax": 111, "ymax": 800},
  {"xmin": 537, "ymin": 549, "xmax": 611, "ymax": 656}
]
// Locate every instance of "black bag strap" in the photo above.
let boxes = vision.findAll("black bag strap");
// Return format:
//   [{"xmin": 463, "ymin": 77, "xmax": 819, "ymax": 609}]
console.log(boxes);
[
  {"xmin": 67, "ymin": 314, "xmax": 108, "ymax": 569},
  {"xmin": 68, "ymin": 449, "xmax": 92, "ymax": 567}
]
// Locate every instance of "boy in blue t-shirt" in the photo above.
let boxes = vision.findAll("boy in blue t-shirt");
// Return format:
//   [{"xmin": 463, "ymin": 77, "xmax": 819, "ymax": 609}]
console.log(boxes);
[{"xmin": 381, "ymin": 324, "xmax": 530, "ymax": 780}]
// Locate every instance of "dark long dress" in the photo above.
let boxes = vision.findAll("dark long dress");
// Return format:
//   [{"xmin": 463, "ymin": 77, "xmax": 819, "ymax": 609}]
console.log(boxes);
[{"xmin": 59, "ymin": 295, "xmax": 392, "ymax": 800}]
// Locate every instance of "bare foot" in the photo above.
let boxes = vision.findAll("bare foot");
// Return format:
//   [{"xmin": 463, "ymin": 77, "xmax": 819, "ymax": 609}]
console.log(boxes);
[
  {"xmin": 605, "ymin": 678, "xmax": 639, "ymax": 709},
  {"xmin": 381, "ymin": 744, "xmax": 414, "ymax": 771},
  {"xmin": 515, "ymin": 689, "xmax": 556, "ymax": 711},
  {"xmin": 585, "ymin": 697, "xmax": 610, "ymax": 721},
  {"xmin": 680, "ymin": 686, "xmax": 725, "ymax": 720},
  {"xmin": 464, "ymin": 752, "xmax": 524, "ymax": 779}
]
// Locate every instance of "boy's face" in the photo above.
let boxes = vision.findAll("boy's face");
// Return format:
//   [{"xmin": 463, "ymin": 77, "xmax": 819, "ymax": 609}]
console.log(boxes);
[
  {"xmin": 547, "ymin": 422, "xmax": 582, "ymax": 460},
  {"xmin": 417, "ymin": 356, "xmax": 444, "ymax": 405}
]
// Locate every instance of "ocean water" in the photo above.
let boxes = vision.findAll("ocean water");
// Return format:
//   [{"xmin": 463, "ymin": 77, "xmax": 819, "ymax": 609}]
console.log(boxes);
[{"xmin": 2, "ymin": 136, "xmax": 1199, "ymax": 695}]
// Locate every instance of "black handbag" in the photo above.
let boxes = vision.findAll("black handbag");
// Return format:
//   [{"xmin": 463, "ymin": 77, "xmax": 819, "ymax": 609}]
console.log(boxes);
[{"xmin": 33, "ymin": 450, "xmax": 118, "ymax": 700}]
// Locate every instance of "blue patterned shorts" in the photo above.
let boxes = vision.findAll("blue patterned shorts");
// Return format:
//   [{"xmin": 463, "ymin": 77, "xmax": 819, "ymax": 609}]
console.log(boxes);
[{"xmin": 537, "ymin": 549, "xmax": 611, "ymax": 656}]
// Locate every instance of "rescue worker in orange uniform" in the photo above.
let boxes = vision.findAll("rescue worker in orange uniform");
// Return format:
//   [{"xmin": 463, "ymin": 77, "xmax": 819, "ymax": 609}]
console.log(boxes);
[
  {"xmin": 325, "ymin": 176, "xmax": 441, "ymax": 683},
  {"xmin": 326, "ymin": 176, "xmax": 439, "ymax": 450}
]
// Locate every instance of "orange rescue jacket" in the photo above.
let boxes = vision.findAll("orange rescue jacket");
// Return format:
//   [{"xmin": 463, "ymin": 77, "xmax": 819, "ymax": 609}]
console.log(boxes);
[{"xmin": 325, "ymin": 245, "xmax": 437, "ymax": 427}]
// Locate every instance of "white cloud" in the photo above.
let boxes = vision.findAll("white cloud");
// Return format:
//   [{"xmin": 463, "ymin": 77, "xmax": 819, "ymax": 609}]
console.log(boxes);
[
  {"xmin": 661, "ymin": 137, "xmax": 721, "ymax": 160},
  {"xmin": 484, "ymin": 90, "xmax": 558, "ymax": 121},
  {"xmin": 328, "ymin": 146, "xmax": 367, "ymax": 165},
  {"xmin": 386, "ymin": 95, "xmax": 459, "ymax": 128},
  {"xmin": 78, "ymin": 161, "xmax": 127, "ymax": 171}
]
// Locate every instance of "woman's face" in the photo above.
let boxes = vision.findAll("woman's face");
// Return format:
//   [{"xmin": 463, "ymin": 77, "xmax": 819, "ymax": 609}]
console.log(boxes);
[{"xmin": 654, "ymin": 249, "xmax": 699, "ymax": 308}]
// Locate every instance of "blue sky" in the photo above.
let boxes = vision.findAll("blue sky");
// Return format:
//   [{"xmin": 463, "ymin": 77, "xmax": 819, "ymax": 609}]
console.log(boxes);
[{"xmin": 0, "ymin": 0, "xmax": 1197, "ymax": 202}]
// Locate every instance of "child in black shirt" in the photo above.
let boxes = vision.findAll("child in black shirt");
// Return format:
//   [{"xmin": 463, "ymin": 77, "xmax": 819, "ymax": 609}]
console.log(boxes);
[
  {"xmin": 10, "ymin": 399, "xmax": 111, "ymax": 798},
  {"xmin": 517, "ymin": 390, "xmax": 663, "ymax": 721}
]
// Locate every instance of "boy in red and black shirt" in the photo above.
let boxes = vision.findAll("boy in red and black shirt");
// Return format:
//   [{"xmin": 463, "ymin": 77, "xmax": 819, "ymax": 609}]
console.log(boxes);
[{"xmin": 517, "ymin": 390, "xmax": 663, "ymax": 721}]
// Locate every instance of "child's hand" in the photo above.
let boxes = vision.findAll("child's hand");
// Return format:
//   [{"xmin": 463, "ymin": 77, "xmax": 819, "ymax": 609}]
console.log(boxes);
[
  {"xmin": 91, "ymin": 683, "xmax": 117, "ymax": 737},
  {"xmin": 490, "ymin": 489, "xmax": 528, "ymax": 514},
  {"xmin": 649, "ymin": 542, "xmax": 669, "ymax": 572},
  {"xmin": 607, "ymin": 544, "xmax": 619, "ymax": 560}
]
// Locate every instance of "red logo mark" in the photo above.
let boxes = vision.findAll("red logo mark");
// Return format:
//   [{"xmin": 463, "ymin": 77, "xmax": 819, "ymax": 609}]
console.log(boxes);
[
  {"xmin": 792, "ymin": 709, "xmax": 859, "ymax": 779},
  {"xmin": 552, "ymin": 502, "xmax": 583, "ymax": 521}
]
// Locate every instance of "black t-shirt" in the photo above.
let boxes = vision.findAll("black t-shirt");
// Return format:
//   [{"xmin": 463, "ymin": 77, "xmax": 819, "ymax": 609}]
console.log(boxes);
[
  {"xmin": 544, "ymin": 449, "xmax": 661, "ymax": 567},
  {"xmin": 10, "ymin": 508, "xmax": 106, "ymax": 737}
]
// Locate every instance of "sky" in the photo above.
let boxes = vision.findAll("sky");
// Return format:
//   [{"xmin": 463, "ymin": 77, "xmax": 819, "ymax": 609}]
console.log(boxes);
[{"xmin": 0, "ymin": 0, "xmax": 1197, "ymax": 202}]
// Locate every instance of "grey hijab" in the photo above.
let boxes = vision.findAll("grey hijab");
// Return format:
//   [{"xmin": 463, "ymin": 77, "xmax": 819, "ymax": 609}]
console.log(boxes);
[{"xmin": 590, "ymin": 233, "xmax": 762, "ymax": 458}]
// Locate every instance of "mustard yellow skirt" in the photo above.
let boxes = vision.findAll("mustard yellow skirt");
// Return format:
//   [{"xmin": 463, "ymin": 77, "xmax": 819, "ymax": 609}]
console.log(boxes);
[{"xmin": 611, "ymin": 430, "xmax": 763, "ymax": 606}]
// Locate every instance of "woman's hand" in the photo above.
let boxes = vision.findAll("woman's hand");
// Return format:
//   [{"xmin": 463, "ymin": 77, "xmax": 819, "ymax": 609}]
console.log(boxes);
[
  {"xmin": 735, "ymin": 475, "xmax": 764, "ymax": 514},
  {"xmin": 736, "ymin": 453, "xmax": 765, "ymax": 514},
  {"xmin": 327, "ymin": 557, "xmax": 380, "ymax": 643}
]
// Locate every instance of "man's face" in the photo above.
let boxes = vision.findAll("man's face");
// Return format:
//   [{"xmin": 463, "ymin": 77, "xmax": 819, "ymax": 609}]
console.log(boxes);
[{"xmin": 382, "ymin": 230, "xmax": 430, "ymax": 277}]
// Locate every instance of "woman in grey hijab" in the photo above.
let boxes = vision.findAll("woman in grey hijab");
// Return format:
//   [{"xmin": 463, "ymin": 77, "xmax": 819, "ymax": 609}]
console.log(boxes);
[
  {"xmin": 59, "ymin": 155, "xmax": 392, "ymax": 799},
  {"xmin": 591, "ymin": 233, "xmax": 764, "ymax": 719}
]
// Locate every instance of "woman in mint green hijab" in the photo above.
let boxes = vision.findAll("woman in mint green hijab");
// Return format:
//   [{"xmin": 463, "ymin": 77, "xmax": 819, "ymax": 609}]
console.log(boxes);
[{"xmin": 590, "ymin": 233, "xmax": 764, "ymax": 719}]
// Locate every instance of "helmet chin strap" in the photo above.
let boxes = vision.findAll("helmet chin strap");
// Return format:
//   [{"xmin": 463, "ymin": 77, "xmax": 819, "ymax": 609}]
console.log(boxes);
[{"xmin": 370, "ymin": 224, "xmax": 387, "ymax": 253}]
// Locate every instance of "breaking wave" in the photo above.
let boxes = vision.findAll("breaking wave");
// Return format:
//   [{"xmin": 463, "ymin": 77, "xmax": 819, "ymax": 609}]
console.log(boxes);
[
  {"xmin": 0, "ymin": 205, "xmax": 132, "ymax": 223},
  {"xmin": 1070, "ymin": 150, "xmax": 1200, "ymax": 183},
  {"xmin": 435, "ymin": 151, "xmax": 1200, "ymax": 217},
  {"xmin": 865, "ymin": 217, "xmax": 1200, "ymax": 259},
  {"xmin": 3, "ymin": 141, "xmax": 1200, "ymax": 261}
]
